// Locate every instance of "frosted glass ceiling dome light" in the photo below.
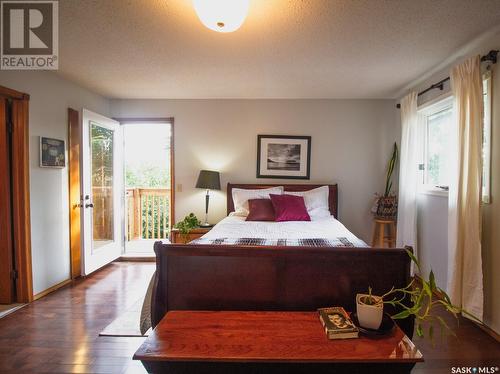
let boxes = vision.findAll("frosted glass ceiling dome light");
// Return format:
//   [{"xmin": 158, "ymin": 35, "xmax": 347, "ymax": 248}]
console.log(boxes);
[{"xmin": 193, "ymin": 0, "xmax": 250, "ymax": 33}]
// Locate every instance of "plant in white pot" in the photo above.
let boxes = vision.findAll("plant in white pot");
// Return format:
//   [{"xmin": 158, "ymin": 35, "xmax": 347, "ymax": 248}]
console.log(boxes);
[
  {"xmin": 356, "ymin": 287, "xmax": 384, "ymax": 330},
  {"xmin": 357, "ymin": 249, "xmax": 481, "ymax": 340}
]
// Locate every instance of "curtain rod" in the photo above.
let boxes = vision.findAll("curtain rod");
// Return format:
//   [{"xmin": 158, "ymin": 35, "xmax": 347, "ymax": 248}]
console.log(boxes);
[{"xmin": 396, "ymin": 50, "xmax": 499, "ymax": 109}]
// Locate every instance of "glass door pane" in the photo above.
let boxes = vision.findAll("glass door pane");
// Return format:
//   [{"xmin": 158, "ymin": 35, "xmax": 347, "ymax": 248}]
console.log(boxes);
[
  {"xmin": 91, "ymin": 122, "xmax": 115, "ymax": 251},
  {"xmin": 425, "ymin": 107, "xmax": 452, "ymax": 187}
]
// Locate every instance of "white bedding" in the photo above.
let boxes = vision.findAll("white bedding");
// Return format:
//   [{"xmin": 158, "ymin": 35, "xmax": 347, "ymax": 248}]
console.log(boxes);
[{"xmin": 201, "ymin": 215, "xmax": 367, "ymax": 246}]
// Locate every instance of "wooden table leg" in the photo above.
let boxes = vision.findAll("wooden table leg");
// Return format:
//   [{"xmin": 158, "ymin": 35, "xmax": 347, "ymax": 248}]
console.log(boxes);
[
  {"xmin": 378, "ymin": 222, "xmax": 385, "ymax": 248},
  {"xmin": 389, "ymin": 221, "xmax": 396, "ymax": 247},
  {"xmin": 371, "ymin": 221, "xmax": 377, "ymax": 247}
]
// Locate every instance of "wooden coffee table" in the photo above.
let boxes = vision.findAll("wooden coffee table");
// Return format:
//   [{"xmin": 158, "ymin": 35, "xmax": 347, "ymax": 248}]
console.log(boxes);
[{"xmin": 134, "ymin": 311, "xmax": 423, "ymax": 373}]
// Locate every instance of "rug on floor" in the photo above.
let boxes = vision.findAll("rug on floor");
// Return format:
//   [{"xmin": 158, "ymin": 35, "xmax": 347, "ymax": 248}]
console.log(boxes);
[
  {"xmin": 0, "ymin": 304, "xmax": 25, "ymax": 319},
  {"xmin": 99, "ymin": 298, "xmax": 150, "ymax": 337}
]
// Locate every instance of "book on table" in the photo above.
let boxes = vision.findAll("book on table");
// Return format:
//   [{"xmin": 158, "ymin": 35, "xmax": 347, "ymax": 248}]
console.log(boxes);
[{"xmin": 317, "ymin": 307, "xmax": 359, "ymax": 340}]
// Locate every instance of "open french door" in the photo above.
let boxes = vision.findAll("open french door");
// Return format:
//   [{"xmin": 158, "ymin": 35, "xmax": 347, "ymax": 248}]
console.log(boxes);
[{"xmin": 81, "ymin": 109, "xmax": 123, "ymax": 275}]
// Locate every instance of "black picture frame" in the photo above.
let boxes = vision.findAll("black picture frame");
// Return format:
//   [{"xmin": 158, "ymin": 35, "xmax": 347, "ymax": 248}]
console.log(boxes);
[
  {"xmin": 256, "ymin": 135, "xmax": 311, "ymax": 179},
  {"xmin": 40, "ymin": 136, "xmax": 66, "ymax": 168}
]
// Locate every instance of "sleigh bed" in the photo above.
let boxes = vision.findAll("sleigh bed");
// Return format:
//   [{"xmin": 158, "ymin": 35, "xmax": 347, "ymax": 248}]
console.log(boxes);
[{"xmin": 148, "ymin": 183, "xmax": 414, "ymax": 337}]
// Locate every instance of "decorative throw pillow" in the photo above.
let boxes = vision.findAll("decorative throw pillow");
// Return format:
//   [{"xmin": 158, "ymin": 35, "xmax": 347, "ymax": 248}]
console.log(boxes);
[
  {"xmin": 287, "ymin": 186, "xmax": 331, "ymax": 220},
  {"xmin": 232, "ymin": 186, "xmax": 284, "ymax": 216},
  {"xmin": 246, "ymin": 199, "xmax": 276, "ymax": 221},
  {"xmin": 269, "ymin": 194, "xmax": 311, "ymax": 222}
]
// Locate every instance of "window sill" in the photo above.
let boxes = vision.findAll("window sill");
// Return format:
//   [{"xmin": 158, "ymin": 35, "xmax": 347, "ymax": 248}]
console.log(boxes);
[{"xmin": 419, "ymin": 187, "xmax": 449, "ymax": 198}]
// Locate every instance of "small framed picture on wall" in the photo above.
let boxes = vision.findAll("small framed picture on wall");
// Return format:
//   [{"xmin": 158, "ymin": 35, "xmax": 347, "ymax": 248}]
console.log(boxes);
[
  {"xmin": 257, "ymin": 135, "xmax": 311, "ymax": 179},
  {"xmin": 40, "ymin": 137, "xmax": 65, "ymax": 168}
]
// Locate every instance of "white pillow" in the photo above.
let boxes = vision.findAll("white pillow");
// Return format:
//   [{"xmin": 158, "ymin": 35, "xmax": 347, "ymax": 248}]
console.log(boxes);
[
  {"xmin": 232, "ymin": 186, "xmax": 284, "ymax": 216},
  {"xmin": 287, "ymin": 186, "xmax": 331, "ymax": 220}
]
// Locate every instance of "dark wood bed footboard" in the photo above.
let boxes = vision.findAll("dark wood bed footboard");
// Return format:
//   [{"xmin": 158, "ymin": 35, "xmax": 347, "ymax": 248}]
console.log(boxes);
[{"xmin": 151, "ymin": 242, "xmax": 415, "ymax": 337}]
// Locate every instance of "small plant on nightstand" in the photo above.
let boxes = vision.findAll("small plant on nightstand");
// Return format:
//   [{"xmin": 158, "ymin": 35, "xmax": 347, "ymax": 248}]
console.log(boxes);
[{"xmin": 174, "ymin": 213, "xmax": 201, "ymax": 243}]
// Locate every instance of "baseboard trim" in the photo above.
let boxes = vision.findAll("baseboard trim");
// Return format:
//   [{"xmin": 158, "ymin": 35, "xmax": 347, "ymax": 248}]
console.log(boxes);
[
  {"xmin": 33, "ymin": 279, "xmax": 72, "ymax": 301},
  {"xmin": 476, "ymin": 322, "xmax": 500, "ymax": 342}
]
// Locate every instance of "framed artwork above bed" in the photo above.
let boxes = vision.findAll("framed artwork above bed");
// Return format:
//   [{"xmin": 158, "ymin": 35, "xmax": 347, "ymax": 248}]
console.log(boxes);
[{"xmin": 257, "ymin": 135, "xmax": 311, "ymax": 179}]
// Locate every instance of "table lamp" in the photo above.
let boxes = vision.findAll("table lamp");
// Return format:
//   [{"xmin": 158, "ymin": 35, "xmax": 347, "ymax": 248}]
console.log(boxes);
[{"xmin": 195, "ymin": 170, "xmax": 221, "ymax": 227}]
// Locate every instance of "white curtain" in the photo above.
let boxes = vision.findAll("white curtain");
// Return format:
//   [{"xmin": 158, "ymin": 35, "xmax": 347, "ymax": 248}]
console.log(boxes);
[
  {"xmin": 447, "ymin": 55, "xmax": 484, "ymax": 321},
  {"xmin": 397, "ymin": 92, "xmax": 419, "ymax": 274}
]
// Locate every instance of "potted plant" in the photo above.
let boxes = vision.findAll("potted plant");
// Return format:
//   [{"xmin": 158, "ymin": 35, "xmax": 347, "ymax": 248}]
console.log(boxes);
[
  {"xmin": 374, "ymin": 142, "xmax": 399, "ymax": 219},
  {"xmin": 356, "ymin": 249, "xmax": 480, "ymax": 340},
  {"xmin": 173, "ymin": 213, "xmax": 201, "ymax": 244},
  {"xmin": 356, "ymin": 287, "xmax": 384, "ymax": 330}
]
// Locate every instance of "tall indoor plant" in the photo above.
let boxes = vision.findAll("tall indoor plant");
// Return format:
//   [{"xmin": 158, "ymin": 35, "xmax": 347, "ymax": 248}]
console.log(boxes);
[{"xmin": 374, "ymin": 142, "xmax": 399, "ymax": 219}]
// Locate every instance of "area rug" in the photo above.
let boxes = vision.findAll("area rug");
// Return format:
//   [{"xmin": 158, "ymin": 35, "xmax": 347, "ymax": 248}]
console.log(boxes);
[
  {"xmin": 99, "ymin": 298, "xmax": 150, "ymax": 337},
  {"xmin": 0, "ymin": 303, "xmax": 25, "ymax": 319}
]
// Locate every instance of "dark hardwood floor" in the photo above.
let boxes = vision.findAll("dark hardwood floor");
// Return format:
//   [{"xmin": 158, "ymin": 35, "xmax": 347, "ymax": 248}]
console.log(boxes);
[
  {"xmin": 0, "ymin": 262, "xmax": 155, "ymax": 373},
  {"xmin": 0, "ymin": 262, "xmax": 498, "ymax": 373},
  {"xmin": 412, "ymin": 307, "xmax": 500, "ymax": 373}
]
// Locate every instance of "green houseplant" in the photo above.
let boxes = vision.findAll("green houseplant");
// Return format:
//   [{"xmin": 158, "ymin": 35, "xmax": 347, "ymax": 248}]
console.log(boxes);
[
  {"xmin": 173, "ymin": 213, "xmax": 201, "ymax": 244},
  {"xmin": 374, "ymin": 142, "xmax": 399, "ymax": 219},
  {"xmin": 356, "ymin": 249, "xmax": 480, "ymax": 340}
]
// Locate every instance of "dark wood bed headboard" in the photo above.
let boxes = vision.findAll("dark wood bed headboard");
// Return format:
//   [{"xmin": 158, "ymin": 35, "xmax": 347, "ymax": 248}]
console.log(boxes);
[{"xmin": 226, "ymin": 183, "xmax": 338, "ymax": 218}]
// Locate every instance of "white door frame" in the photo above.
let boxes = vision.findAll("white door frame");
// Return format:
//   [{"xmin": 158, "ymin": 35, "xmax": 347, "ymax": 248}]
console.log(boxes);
[{"xmin": 81, "ymin": 109, "xmax": 123, "ymax": 275}]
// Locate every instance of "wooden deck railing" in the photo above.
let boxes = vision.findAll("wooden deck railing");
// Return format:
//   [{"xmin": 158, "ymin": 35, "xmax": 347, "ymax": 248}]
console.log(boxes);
[
  {"xmin": 126, "ymin": 188, "xmax": 170, "ymax": 240},
  {"xmin": 92, "ymin": 186, "xmax": 113, "ymax": 241}
]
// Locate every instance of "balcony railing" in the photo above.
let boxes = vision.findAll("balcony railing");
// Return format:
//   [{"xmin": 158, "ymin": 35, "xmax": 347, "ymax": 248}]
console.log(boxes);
[{"xmin": 126, "ymin": 188, "xmax": 170, "ymax": 240}]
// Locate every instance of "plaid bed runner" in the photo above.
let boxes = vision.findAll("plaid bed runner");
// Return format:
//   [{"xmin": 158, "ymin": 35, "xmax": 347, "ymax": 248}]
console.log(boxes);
[{"xmin": 189, "ymin": 237, "xmax": 367, "ymax": 247}]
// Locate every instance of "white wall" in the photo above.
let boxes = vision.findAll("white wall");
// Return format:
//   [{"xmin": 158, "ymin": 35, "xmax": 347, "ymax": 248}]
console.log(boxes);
[
  {"xmin": 416, "ymin": 193, "xmax": 448, "ymax": 289},
  {"xmin": 111, "ymin": 99, "xmax": 398, "ymax": 242},
  {"xmin": 398, "ymin": 28, "xmax": 500, "ymax": 334},
  {"xmin": 0, "ymin": 71, "xmax": 110, "ymax": 295}
]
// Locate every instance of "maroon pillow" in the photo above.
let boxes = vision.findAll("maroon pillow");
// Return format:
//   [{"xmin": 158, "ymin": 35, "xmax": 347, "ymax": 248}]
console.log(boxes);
[
  {"xmin": 246, "ymin": 199, "xmax": 276, "ymax": 221},
  {"xmin": 269, "ymin": 194, "xmax": 311, "ymax": 222}
]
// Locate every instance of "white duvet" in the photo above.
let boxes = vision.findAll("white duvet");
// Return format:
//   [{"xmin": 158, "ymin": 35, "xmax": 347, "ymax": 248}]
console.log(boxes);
[{"xmin": 202, "ymin": 215, "xmax": 366, "ymax": 246}]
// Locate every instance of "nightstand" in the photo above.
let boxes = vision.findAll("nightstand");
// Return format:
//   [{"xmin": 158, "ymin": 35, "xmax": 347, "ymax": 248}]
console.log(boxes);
[
  {"xmin": 169, "ymin": 226, "xmax": 213, "ymax": 244},
  {"xmin": 371, "ymin": 218, "xmax": 396, "ymax": 248}
]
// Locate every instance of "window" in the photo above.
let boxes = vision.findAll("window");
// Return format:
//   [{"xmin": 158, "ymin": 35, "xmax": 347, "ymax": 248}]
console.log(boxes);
[
  {"xmin": 418, "ymin": 96, "xmax": 454, "ymax": 192},
  {"xmin": 417, "ymin": 73, "xmax": 491, "ymax": 198},
  {"xmin": 482, "ymin": 71, "xmax": 492, "ymax": 204}
]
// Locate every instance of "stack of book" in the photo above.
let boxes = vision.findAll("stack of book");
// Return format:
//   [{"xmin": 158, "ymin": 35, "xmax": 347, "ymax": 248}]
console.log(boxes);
[{"xmin": 317, "ymin": 307, "xmax": 359, "ymax": 340}]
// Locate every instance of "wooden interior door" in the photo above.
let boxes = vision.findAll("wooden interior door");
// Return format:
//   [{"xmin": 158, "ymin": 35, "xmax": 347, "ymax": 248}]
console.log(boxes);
[
  {"xmin": 10, "ymin": 98, "xmax": 33, "ymax": 303},
  {"xmin": 0, "ymin": 85, "xmax": 33, "ymax": 304},
  {"xmin": 68, "ymin": 108, "xmax": 82, "ymax": 279},
  {"xmin": 0, "ymin": 99, "xmax": 14, "ymax": 303}
]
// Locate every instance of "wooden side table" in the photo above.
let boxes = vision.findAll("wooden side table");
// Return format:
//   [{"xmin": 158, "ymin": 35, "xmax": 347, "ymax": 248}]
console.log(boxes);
[
  {"xmin": 169, "ymin": 227, "xmax": 213, "ymax": 244},
  {"xmin": 134, "ymin": 311, "xmax": 423, "ymax": 374},
  {"xmin": 371, "ymin": 218, "xmax": 396, "ymax": 248}
]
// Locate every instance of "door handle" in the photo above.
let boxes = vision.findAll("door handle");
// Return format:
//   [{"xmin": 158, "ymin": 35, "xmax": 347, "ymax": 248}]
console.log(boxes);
[{"xmin": 85, "ymin": 203, "xmax": 94, "ymax": 208}]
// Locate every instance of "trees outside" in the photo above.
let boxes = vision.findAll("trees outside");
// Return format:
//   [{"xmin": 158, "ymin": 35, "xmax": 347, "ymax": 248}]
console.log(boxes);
[
  {"xmin": 126, "ymin": 164, "xmax": 169, "ymax": 188},
  {"xmin": 124, "ymin": 123, "xmax": 171, "ymax": 241}
]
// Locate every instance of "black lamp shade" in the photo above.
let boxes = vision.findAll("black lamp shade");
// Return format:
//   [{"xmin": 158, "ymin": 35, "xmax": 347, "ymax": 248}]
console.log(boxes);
[{"xmin": 195, "ymin": 170, "xmax": 221, "ymax": 190}]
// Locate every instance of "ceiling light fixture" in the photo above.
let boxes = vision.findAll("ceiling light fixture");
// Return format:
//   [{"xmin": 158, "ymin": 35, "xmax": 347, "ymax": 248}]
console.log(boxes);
[{"xmin": 193, "ymin": 0, "xmax": 250, "ymax": 33}]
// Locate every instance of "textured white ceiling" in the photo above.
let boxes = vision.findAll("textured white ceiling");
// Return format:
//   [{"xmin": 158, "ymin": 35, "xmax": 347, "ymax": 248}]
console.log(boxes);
[{"xmin": 57, "ymin": 0, "xmax": 500, "ymax": 99}]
